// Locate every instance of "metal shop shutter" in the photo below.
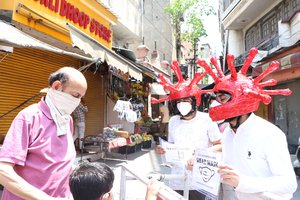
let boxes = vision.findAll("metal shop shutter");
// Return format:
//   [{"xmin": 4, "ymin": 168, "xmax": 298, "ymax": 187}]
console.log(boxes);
[
  {"xmin": 0, "ymin": 48, "xmax": 81, "ymax": 142},
  {"xmin": 83, "ymin": 71, "xmax": 105, "ymax": 136}
]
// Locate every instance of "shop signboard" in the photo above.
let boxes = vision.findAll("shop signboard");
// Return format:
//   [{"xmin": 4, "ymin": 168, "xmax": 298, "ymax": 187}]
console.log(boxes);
[{"xmin": 2, "ymin": 0, "xmax": 117, "ymax": 47}]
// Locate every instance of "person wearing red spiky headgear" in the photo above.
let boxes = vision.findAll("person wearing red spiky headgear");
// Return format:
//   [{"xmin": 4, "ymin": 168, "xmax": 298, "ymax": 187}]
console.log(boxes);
[
  {"xmin": 152, "ymin": 61, "xmax": 222, "ymax": 200},
  {"xmin": 198, "ymin": 48, "xmax": 297, "ymax": 200}
]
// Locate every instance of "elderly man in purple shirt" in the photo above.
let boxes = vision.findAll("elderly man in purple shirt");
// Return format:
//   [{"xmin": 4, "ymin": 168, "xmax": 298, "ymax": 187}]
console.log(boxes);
[{"xmin": 0, "ymin": 67, "xmax": 87, "ymax": 200}]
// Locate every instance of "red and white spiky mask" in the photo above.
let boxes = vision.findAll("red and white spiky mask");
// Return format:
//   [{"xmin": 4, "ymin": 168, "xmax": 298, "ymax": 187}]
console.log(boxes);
[
  {"xmin": 197, "ymin": 48, "xmax": 292, "ymax": 122},
  {"xmin": 151, "ymin": 60, "xmax": 207, "ymax": 106}
]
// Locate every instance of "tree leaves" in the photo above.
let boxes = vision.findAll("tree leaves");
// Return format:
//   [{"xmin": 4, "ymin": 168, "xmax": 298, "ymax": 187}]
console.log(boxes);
[{"xmin": 164, "ymin": 0, "xmax": 215, "ymax": 46}]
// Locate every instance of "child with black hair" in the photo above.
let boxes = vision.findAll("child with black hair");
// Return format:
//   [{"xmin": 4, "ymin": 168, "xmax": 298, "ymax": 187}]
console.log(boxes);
[{"xmin": 69, "ymin": 162, "xmax": 162, "ymax": 200}]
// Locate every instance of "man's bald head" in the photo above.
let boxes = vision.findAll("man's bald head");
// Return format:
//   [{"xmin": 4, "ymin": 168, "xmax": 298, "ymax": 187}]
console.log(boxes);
[
  {"xmin": 49, "ymin": 67, "xmax": 87, "ymax": 98},
  {"xmin": 49, "ymin": 67, "xmax": 85, "ymax": 86}
]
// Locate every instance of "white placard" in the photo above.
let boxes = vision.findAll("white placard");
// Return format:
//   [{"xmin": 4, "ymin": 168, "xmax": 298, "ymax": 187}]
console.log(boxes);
[
  {"xmin": 159, "ymin": 137, "xmax": 193, "ymax": 164},
  {"xmin": 192, "ymin": 148, "xmax": 222, "ymax": 199}
]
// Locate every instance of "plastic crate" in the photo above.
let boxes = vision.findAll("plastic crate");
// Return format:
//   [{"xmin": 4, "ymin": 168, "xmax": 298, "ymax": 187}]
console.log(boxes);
[
  {"xmin": 118, "ymin": 145, "xmax": 136, "ymax": 154},
  {"xmin": 142, "ymin": 140, "xmax": 152, "ymax": 149},
  {"xmin": 135, "ymin": 143, "xmax": 142, "ymax": 151}
]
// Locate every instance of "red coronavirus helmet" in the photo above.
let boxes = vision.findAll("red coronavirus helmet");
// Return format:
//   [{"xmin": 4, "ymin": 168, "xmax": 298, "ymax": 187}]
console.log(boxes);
[
  {"xmin": 197, "ymin": 48, "xmax": 292, "ymax": 122},
  {"xmin": 151, "ymin": 60, "xmax": 208, "ymax": 106}
]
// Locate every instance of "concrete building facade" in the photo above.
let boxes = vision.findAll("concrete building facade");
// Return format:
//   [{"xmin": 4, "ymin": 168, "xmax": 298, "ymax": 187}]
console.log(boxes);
[
  {"xmin": 220, "ymin": 0, "xmax": 300, "ymax": 153},
  {"xmin": 100, "ymin": 0, "xmax": 174, "ymax": 69}
]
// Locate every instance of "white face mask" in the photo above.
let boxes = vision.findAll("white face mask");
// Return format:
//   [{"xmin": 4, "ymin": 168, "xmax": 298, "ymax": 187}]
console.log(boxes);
[
  {"xmin": 177, "ymin": 102, "xmax": 192, "ymax": 116},
  {"xmin": 48, "ymin": 88, "xmax": 81, "ymax": 115}
]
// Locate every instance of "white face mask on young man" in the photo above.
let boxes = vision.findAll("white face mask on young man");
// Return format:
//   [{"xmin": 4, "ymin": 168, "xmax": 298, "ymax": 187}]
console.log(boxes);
[
  {"xmin": 48, "ymin": 89, "xmax": 81, "ymax": 115},
  {"xmin": 177, "ymin": 102, "xmax": 192, "ymax": 116}
]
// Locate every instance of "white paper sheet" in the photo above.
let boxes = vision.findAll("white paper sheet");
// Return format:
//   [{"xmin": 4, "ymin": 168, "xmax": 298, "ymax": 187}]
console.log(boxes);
[
  {"xmin": 159, "ymin": 137, "xmax": 193, "ymax": 164},
  {"xmin": 192, "ymin": 148, "xmax": 222, "ymax": 199}
]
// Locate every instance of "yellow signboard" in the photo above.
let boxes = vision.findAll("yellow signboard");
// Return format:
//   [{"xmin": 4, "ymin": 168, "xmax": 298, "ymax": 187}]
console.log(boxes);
[{"xmin": 1, "ymin": 0, "xmax": 117, "ymax": 47}]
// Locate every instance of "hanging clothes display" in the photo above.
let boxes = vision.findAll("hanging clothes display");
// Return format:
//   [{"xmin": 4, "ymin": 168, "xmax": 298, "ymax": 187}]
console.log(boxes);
[{"xmin": 113, "ymin": 100, "xmax": 138, "ymax": 122}]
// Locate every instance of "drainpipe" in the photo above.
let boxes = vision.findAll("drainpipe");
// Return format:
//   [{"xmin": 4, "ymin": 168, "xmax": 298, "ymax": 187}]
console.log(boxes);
[{"xmin": 223, "ymin": 29, "xmax": 230, "ymax": 72}]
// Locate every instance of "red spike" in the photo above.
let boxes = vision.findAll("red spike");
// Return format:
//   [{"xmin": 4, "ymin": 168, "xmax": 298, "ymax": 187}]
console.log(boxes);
[
  {"xmin": 170, "ymin": 61, "xmax": 184, "ymax": 83},
  {"xmin": 158, "ymin": 73, "xmax": 169, "ymax": 84},
  {"xmin": 254, "ymin": 61, "xmax": 280, "ymax": 84},
  {"xmin": 227, "ymin": 54, "xmax": 237, "ymax": 80},
  {"xmin": 262, "ymin": 89, "xmax": 292, "ymax": 96},
  {"xmin": 158, "ymin": 74, "xmax": 177, "ymax": 93},
  {"xmin": 188, "ymin": 72, "xmax": 207, "ymax": 88},
  {"xmin": 240, "ymin": 48, "xmax": 258, "ymax": 75},
  {"xmin": 246, "ymin": 90, "xmax": 272, "ymax": 104},
  {"xmin": 151, "ymin": 97, "xmax": 170, "ymax": 104},
  {"xmin": 258, "ymin": 79, "xmax": 277, "ymax": 88},
  {"xmin": 197, "ymin": 59, "xmax": 219, "ymax": 82},
  {"xmin": 210, "ymin": 57, "xmax": 224, "ymax": 78},
  {"xmin": 259, "ymin": 94, "xmax": 272, "ymax": 104}
]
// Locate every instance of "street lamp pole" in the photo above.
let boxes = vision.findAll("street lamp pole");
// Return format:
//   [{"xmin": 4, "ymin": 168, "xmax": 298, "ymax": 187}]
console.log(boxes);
[{"xmin": 193, "ymin": 38, "xmax": 198, "ymax": 78}]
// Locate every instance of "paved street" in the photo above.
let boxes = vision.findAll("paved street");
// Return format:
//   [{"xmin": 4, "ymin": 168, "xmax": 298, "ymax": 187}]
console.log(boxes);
[
  {"xmin": 1, "ymin": 143, "xmax": 299, "ymax": 199},
  {"xmin": 90, "ymin": 143, "xmax": 300, "ymax": 200}
]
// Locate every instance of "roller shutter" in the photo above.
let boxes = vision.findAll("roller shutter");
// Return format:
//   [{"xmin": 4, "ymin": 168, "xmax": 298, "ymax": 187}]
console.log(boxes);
[
  {"xmin": 83, "ymin": 70, "xmax": 105, "ymax": 136},
  {"xmin": 0, "ymin": 48, "xmax": 81, "ymax": 142}
]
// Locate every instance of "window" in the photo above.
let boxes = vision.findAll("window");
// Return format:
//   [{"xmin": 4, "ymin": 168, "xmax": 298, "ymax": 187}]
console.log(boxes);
[
  {"xmin": 284, "ymin": 1, "xmax": 290, "ymax": 19},
  {"xmin": 245, "ymin": 25, "xmax": 259, "ymax": 50},
  {"xmin": 262, "ymin": 21, "xmax": 270, "ymax": 38},
  {"xmin": 245, "ymin": 0, "xmax": 300, "ymax": 51}
]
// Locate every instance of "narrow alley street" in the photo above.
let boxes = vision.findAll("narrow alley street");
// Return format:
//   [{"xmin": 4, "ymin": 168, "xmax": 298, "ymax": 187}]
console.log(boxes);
[
  {"xmin": 78, "ymin": 142, "xmax": 300, "ymax": 200},
  {"xmin": 0, "ymin": 142, "xmax": 300, "ymax": 199}
]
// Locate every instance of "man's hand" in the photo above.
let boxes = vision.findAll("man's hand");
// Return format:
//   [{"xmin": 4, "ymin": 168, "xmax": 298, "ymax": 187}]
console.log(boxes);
[
  {"xmin": 186, "ymin": 158, "xmax": 194, "ymax": 171},
  {"xmin": 145, "ymin": 178, "xmax": 164, "ymax": 200},
  {"xmin": 218, "ymin": 164, "xmax": 240, "ymax": 188},
  {"xmin": 155, "ymin": 145, "xmax": 166, "ymax": 155}
]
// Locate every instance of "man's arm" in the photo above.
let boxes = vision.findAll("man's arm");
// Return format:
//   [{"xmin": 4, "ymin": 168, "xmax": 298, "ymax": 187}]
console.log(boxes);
[
  {"xmin": 210, "ymin": 141, "xmax": 222, "ymax": 152},
  {"xmin": 219, "ymin": 130, "xmax": 297, "ymax": 196},
  {"xmin": 218, "ymin": 163, "xmax": 297, "ymax": 196},
  {"xmin": 145, "ymin": 178, "xmax": 163, "ymax": 200},
  {"xmin": 0, "ymin": 162, "xmax": 64, "ymax": 200},
  {"xmin": 207, "ymin": 116, "xmax": 222, "ymax": 152}
]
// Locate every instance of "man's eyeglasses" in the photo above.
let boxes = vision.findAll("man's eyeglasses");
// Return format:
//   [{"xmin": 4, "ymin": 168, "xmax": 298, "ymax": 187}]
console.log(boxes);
[{"xmin": 215, "ymin": 91, "xmax": 232, "ymax": 104}]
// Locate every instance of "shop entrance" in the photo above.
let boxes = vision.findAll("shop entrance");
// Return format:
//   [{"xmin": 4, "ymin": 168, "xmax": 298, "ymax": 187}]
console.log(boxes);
[{"xmin": 273, "ymin": 79, "xmax": 300, "ymax": 154}]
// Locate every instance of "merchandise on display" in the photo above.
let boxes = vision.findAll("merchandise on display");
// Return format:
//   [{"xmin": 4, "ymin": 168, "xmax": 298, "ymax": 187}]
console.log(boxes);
[{"xmin": 113, "ymin": 100, "xmax": 139, "ymax": 122}]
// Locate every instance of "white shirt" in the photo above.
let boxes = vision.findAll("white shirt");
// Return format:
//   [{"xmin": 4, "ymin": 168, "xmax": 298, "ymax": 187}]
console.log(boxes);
[
  {"xmin": 169, "ymin": 111, "xmax": 221, "ymax": 149},
  {"xmin": 222, "ymin": 113, "xmax": 297, "ymax": 200},
  {"xmin": 160, "ymin": 105, "xmax": 170, "ymax": 123},
  {"xmin": 167, "ymin": 111, "xmax": 221, "ymax": 190}
]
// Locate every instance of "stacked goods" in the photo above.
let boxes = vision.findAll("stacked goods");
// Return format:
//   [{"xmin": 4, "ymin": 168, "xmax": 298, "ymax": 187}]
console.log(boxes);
[
  {"xmin": 118, "ymin": 142, "xmax": 136, "ymax": 154},
  {"xmin": 115, "ymin": 130, "xmax": 130, "ymax": 138},
  {"xmin": 131, "ymin": 134, "xmax": 143, "ymax": 144},
  {"xmin": 132, "ymin": 134, "xmax": 143, "ymax": 151},
  {"xmin": 118, "ymin": 134, "xmax": 144, "ymax": 155},
  {"xmin": 142, "ymin": 133, "xmax": 153, "ymax": 149}
]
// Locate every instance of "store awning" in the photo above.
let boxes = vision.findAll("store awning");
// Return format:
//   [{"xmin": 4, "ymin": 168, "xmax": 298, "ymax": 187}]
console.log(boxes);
[
  {"xmin": 68, "ymin": 25, "xmax": 105, "ymax": 60},
  {"xmin": 0, "ymin": 20, "xmax": 93, "ymax": 61},
  {"xmin": 67, "ymin": 23, "xmax": 143, "ymax": 81},
  {"xmin": 150, "ymin": 83, "xmax": 169, "ymax": 95},
  {"xmin": 142, "ymin": 61, "xmax": 171, "ymax": 81}
]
